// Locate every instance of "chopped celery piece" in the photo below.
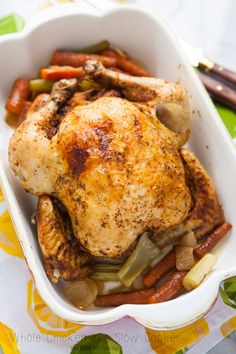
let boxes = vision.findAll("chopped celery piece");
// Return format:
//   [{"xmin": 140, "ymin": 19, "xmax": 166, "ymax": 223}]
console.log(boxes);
[
  {"xmin": 0, "ymin": 14, "xmax": 24, "ymax": 35},
  {"xmin": 78, "ymin": 79, "xmax": 101, "ymax": 91},
  {"xmin": 132, "ymin": 274, "xmax": 144, "ymax": 290},
  {"xmin": 110, "ymin": 44, "xmax": 128, "ymax": 58},
  {"xmin": 78, "ymin": 40, "xmax": 110, "ymax": 54},
  {"xmin": 152, "ymin": 224, "xmax": 191, "ymax": 248},
  {"xmin": 30, "ymin": 79, "xmax": 53, "ymax": 92},
  {"xmin": 92, "ymin": 264, "xmax": 122, "ymax": 273},
  {"xmin": 118, "ymin": 232, "xmax": 160, "ymax": 287},
  {"xmin": 183, "ymin": 253, "xmax": 217, "ymax": 291},
  {"xmin": 90, "ymin": 272, "xmax": 118, "ymax": 281},
  {"xmin": 150, "ymin": 246, "xmax": 173, "ymax": 268}
]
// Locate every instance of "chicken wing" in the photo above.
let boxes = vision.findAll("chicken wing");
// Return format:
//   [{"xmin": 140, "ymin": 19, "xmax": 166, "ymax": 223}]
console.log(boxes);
[
  {"xmin": 37, "ymin": 195, "xmax": 90, "ymax": 283},
  {"xmin": 181, "ymin": 148, "xmax": 224, "ymax": 239},
  {"xmin": 152, "ymin": 148, "xmax": 224, "ymax": 247}
]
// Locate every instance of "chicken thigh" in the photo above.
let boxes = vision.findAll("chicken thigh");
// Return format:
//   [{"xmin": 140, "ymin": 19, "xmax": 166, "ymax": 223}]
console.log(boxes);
[{"xmin": 9, "ymin": 66, "xmax": 192, "ymax": 258}]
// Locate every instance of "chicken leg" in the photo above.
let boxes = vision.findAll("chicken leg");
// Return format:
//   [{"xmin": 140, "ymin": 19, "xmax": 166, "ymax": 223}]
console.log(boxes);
[
  {"xmin": 84, "ymin": 60, "xmax": 191, "ymax": 145},
  {"xmin": 9, "ymin": 79, "xmax": 78, "ymax": 195}
]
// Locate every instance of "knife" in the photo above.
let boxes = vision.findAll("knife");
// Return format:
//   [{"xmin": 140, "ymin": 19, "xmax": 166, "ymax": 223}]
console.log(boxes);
[
  {"xmin": 198, "ymin": 71, "xmax": 236, "ymax": 110},
  {"xmin": 179, "ymin": 39, "xmax": 236, "ymax": 85},
  {"xmin": 180, "ymin": 39, "xmax": 236, "ymax": 110}
]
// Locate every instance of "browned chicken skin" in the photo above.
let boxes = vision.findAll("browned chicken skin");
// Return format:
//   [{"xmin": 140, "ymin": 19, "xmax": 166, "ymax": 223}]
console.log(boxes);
[
  {"xmin": 37, "ymin": 195, "xmax": 90, "ymax": 282},
  {"xmin": 8, "ymin": 60, "xmax": 224, "ymax": 281},
  {"xmin": 181, "ymin": 148, "xmax": 224, "ymax": 238},
  {"xmin": 152, "ymin": 148, "xmax": 224, "ymax": 247}
]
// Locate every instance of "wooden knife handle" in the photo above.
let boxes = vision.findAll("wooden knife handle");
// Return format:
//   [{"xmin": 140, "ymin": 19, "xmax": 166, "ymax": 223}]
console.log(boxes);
[
  {"xmin": 199, "ymin": 61, "xmax": 236, "ymax": 86},
  {"xmin": 198, "ymin": 71, "xmax": 236, "ymax": 110}
]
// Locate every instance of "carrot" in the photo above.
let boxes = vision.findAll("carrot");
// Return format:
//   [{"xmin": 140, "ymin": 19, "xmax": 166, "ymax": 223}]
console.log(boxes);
[
  {"xmin": 5, "ymin": 79, "xmax": 30, "ymax": 114},
  {"xmin": 51, "ymin": 51, "xmax": 117, "ymax": 68},
  {"xmin": 117, "ymin": 57, "xmax": 152, "ymax": 77},
  {"xmin": 102, "ymin": 49, "xmax": 151, "ymax": 76},
  {"xmin": 51, "ymin": 50, "xmax": 151, "ymax": 77},
  {"xmin": 95, "ymin": 288, "xmax": 155, "ymax": 307},
  {"xmin": 18, "ymin": 101, "xmax": 32, "ymax": 124},
  {"xmin": 40, "ymin": 66, "xmax": 85, "ymax": 80},
  {"xmin": 148, "ymin": 271, "xmax": 187, "ymax": 304},
  {"xmin": 143, "ymin": 250, "xmax": 176, "ymax": 288},
  {"xmin": 110, "ymin": 67, "xmax": 132, "ymax": 75},
  {"xmin": 101, "ymin": 48, "xmax": 125, "ymax": 59},
  {"xmin": 194, "ymin": 222, "xmax": 232, "ymax": 259}
]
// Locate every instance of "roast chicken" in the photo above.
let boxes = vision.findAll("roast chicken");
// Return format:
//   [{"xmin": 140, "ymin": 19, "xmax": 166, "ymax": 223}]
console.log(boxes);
[{"xmin": 8, "ymin": 61, "xmax": 223, "ymax": 282}]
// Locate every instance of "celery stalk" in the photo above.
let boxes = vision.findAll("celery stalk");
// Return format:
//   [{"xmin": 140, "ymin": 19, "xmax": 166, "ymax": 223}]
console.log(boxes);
[
  {"xmin": 90, "ymin": 272, "xmax": 118, "ymax": 281},
  {"xmin": 183, "ymin": 253, "xmax": 217, "ymax": 291},
  {"xmin": 78, "ymin": 79, "xmax": 101, "ymax": 91},
  {"xmin": 30, "ymin": 79, "xmax": 53, "ymax": 92},
  {"xmin": 118, "ymin": 232, "xmax": 160, "ymax": 287},
  {"xmin": 92, "ymin": 264, "xmax": 122, "ymax": 273},
  {"xmin": 78, "ymin": 40, "xmax": 110, "ymax": 54}
]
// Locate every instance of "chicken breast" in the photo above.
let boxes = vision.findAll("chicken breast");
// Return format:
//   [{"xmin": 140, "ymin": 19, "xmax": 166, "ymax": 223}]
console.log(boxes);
[{"xmin": 52, "ymin": 97, "xmax": 191, "ymax": 257}]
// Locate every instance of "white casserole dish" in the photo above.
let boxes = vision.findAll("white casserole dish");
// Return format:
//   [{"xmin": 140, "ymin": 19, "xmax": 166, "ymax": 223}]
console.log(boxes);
[{"xmin": 0, "ymin": 3, "xmax": 236, "ymax": 330}]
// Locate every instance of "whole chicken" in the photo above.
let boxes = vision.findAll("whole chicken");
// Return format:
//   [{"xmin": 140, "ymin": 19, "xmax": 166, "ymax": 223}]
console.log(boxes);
[{"xmin": 9, "ymin": 61, "xmax": 194, "ymax": 260}]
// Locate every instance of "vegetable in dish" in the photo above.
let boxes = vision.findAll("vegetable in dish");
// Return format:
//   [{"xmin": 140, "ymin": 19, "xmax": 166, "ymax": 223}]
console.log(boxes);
[
  {"xmin": 6, "ymin": 40, "xmax": 232, "ymax": 309},
  {"xmin": 183, "ymin": 253, "xmax": 217, "ymax": 291},
  {"xmin": 5, "ymin": 79, "xmax": 30, "ymax": 114},
  {"xmin": 117, "ymin": 232, "xmax": 160, "ymax": 287},
  {"xmin": 63, "ymin": 279, "xmax": 98, "ymax": 310},
  {"xmin": 175, "ymin": 246, "xmax": 195, "ymax": 271},
  {"xmin": 148, "ymin": 271, "xmax": 187, "ymax": 304}
]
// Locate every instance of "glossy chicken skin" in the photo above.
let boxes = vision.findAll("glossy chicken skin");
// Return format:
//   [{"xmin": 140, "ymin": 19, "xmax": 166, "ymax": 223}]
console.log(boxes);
[{"xmin": 9, "ymin": 69, "xmax": 192, "ymax": 258}]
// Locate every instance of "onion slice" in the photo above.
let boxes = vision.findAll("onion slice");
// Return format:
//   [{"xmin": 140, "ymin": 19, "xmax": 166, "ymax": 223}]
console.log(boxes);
[
  {"xmin": 175, "ymin": 246, "xmax": 195, "ymax": 271},
  {"xmin": 178, "ymin": 231, "xmax": 197, "ymax": 248},
  {"xmin": 63, "ymin": 279, "xmax": 98, "ymax": 310}
]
